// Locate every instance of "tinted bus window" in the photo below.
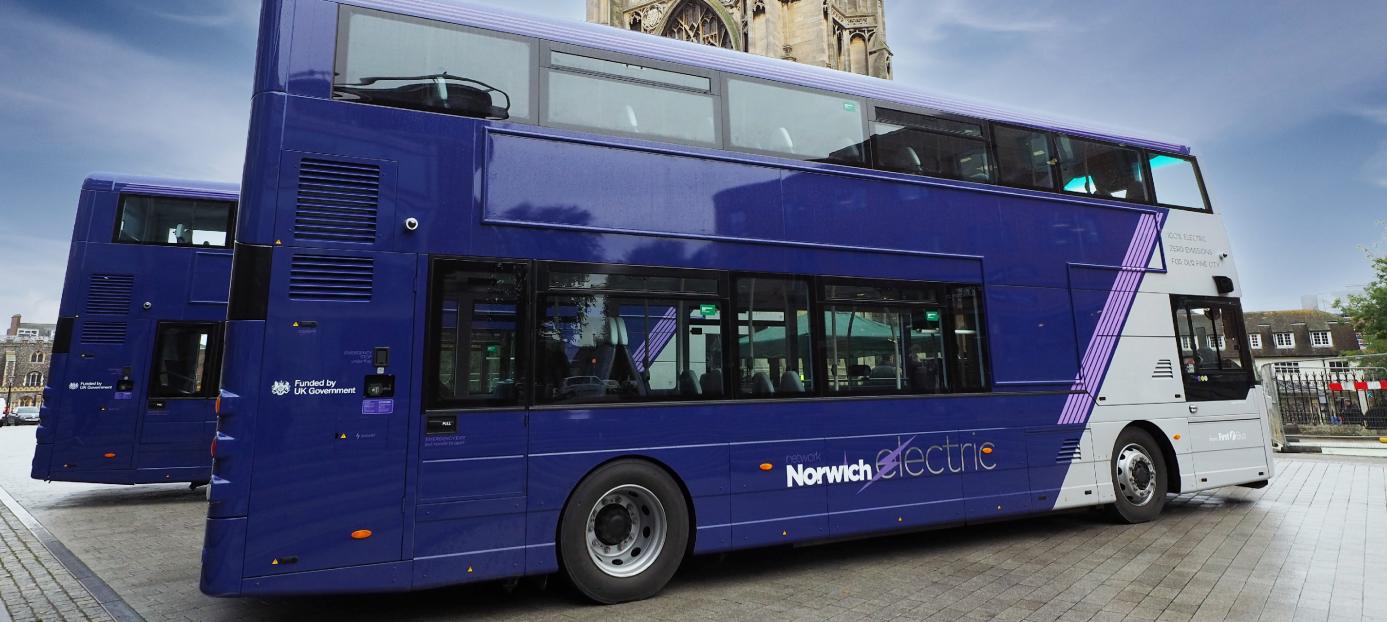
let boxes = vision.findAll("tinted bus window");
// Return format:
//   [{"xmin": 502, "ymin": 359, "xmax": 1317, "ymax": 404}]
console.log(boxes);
[
  {"xmin": 1150, "ymin": 154, "xmax": 1206, "ymax": 210},
  {"xmin": 728, "ymin": 79, "xmax": 865, "ymax": 163},
  {"xmin": 547, "ymin": 53, "xmax": 717, "ymax": 145},
  {"xmin": 993, "ymin": 126, "xmax": 1055, "ymax": 190},
  {"xmin": 949, "ymin": 286, "xmax": 988, "ymax": 391},
  {"xmin": 1056, "ymin": 136, "xmax": 1148, "ymax": 202},
  {"xmin": 734, "ymin": 277, "xmax": 812, "ymax": 396},
  {"xmin": 115, "ymin": 196, "xmax": 233, "ymax": 246},
  {"xmin": 536, "ymin": 295, "xmax": 724, "ymax": 404},
  {"xmin": 334, "ymin": 7, "xmax": 532, "ymax": 119},
  {"xmin": 432, "ymin": 264, "xmax": 524, "ymax": 406},
  {"xmin": 149, "ymin": 323, "xmax": 218, "ymax": 398}
]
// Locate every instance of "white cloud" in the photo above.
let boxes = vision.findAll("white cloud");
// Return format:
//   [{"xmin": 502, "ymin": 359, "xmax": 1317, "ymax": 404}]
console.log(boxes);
[
  {"xmin": 0, "ymin": 3, "xmax": 252, "ymax": 322},
  {"xmin": 890, "ymin": 1, "xmax": 1387, "ymax": 146},
  {"xmin": 131, "ymin": 2, "xmax": 261, "ymax": 29}
]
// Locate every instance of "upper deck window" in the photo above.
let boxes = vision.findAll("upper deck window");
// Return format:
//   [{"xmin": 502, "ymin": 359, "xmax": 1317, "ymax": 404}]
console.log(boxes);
[
  {"xmin": 333, "ymin": 7, "xmax": 532, "ymax": 120},
  {"xmin": 546, "ymin": 52, "xmax": 717, "ymax": 145},
  {"xmin": 993, "ymin": 125, "xmax": 1056, "ymax": 190},
  {"xmin": 1056, "ymin": 136, "xmax": 1148, "ymax": 202},
  {"xmin": 1149, "ymin": 153, "xmax": 1207, "ymax": 210},
  {"xmin": 727, "ymin": 79, "xmax": 866, "ymax": 164},
  {"xmin": 871, "ymin": 108, "xmax": 990, "ymax": 182},
  {"xmin": 114, "ymin": 196, "xmax": 233, "ymax": 247}
]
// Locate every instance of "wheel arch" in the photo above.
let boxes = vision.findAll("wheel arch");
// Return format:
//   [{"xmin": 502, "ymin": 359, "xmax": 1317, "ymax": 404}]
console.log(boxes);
[{"xmin": 1122, "ymin": 420, "xmax": 1181, "ymax": 494}]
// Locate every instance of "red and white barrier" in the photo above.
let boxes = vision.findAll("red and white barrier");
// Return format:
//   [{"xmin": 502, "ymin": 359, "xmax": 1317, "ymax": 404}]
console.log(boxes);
[{"xmin": 1329, "ymin": 381, "xmax": 1385, "ymax": 391}]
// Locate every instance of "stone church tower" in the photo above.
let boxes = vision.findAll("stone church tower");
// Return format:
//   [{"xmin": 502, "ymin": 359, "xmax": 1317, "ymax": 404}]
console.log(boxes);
[{"xmin": 586, "ymin": 0, "xmax": 893, "ymax": 79}]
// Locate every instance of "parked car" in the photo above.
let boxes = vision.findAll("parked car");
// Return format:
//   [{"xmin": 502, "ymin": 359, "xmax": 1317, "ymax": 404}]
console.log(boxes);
[{"xmin": 13, "ymin": 406, "xmax": 40, "ymax": 425}]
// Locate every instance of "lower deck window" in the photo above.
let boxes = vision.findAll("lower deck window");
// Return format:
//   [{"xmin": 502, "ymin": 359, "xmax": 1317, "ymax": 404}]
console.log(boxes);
[
  {"xmin": 149, "ymin": 323, "xmax": 219, "ymax": 398},
  {"xmin": 537, "ymin": 295, "xmax": 723, "ymax": 404},
  {"xmin": 432, "ymin": 263, "xmax": 524, "ymax": 406}
]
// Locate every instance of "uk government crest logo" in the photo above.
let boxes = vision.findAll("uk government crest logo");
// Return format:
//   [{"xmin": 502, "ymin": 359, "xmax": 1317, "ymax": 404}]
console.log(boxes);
[
  {"xmin": 270, "ymin": 381, "xmax": 291, "ymax": 396},
  {"xmin": 68, "ymin": 382, "xmax": 79, "ymax": 390}
]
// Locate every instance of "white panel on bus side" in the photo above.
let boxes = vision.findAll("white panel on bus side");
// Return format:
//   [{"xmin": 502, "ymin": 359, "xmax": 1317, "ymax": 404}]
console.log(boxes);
[
  {"xmin": 1147, "ymin": 210, "xmax": 1241, "ymax": 298},
  {"xmin": 1187, "ymin": 418, "xmax": 1270, "ymax": 491},
  {"xmin": 1093, "ymin": 336, "xmax": 1185, "ymax": 406},
  {"xmin": 1117, "ymin": 292, "xmax": 1178, "ymax": 337},
  {"xmin": 1052, "ymin": 428, "xmax": 1100, "ymax": 510}
]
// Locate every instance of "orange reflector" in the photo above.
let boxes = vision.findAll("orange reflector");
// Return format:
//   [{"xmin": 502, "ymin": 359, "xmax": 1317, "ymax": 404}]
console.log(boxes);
[
  {"xmin": 759, "ymin": 463, "xmax": 773, "ymax": 471},
  {"xmin": 1173, "ymin": 434, "xmax": 1182, "ymax": 440},
  {"xmin": 351, "ymin": 530, "xmax": 373, "ymax": 540},
  {"xmin": 103, "ymin": 452, "xmax": 116, "ymax": 459},
  {"xmin": 214, "ymin": 395, "xmax": 221, "ymax": 415},
  {"xmin": 981, "ymin": 447, "xmax": 993, "ymax": 455}
]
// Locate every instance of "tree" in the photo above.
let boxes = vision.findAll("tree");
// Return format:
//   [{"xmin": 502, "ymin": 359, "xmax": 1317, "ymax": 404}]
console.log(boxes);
[{"xmin": 1337, "ymin": 234, "xmax": 1387, "ymax": 358}]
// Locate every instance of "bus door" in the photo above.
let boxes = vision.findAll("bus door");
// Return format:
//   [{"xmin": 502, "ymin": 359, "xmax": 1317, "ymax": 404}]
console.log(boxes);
[
  {"xmin": 413, "ymin": 259, "xmax": 529, "ymax": 584},
  {"xmin": 139, "ymin": 322, "xmax": 222, "ymax": 472},
  {"xmin": 50, "ymin": 317, "xmax": 152, "ymax": 473},
  {"xmin": 242, "ymin": 249, "xmax": 417, "ymax": 577}
]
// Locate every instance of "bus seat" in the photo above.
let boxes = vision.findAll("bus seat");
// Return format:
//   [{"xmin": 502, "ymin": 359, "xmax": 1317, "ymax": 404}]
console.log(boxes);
[
  {"xmin": 869, "ymin": 364, "xmax": 899, "ymax": 387},
  {"xmin": 700, "ymin": 370, "xmax": 724, "ymax": 397},
  {"xmin": 769, "ymin": 127, "xmax": 795, "ymax": 154},
  {"xmin": 751, "ymin": 371, "xmax": 775, "ymax": 395},
  {"xmin": 678, "ymin": 370, "xmax": 702, "ymax": 396},
  {"xmin": 903, "ymin": 147, "xmax": 923, "ymax": 173},
  {"xmin": 778, "ymin": 370, "xmax": 804, "ymax": 393}
]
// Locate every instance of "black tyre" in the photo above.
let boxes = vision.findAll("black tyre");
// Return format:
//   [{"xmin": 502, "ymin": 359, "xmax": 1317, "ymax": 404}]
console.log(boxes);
[
  {"xmin": 559, "ymin": 459, "xmax": 689, "ymax": 604},
  {"xmin": 1109, "ymin": 427, "xmax": 1168, "ymax": 524}
]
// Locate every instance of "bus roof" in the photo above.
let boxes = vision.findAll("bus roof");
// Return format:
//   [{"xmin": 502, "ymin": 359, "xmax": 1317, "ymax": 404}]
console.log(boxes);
[
  {"xmin": 83, "ymin": 173, "xmax": 239, "ymax": 200},
  {"xmin": 350, "ymin": 0, "xmax": 1191, "ymax": 155}
]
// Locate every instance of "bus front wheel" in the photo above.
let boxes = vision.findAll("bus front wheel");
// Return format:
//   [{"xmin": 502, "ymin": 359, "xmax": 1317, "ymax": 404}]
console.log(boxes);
[
  {"xmin": 559, "ymin": 459, "xmax": 689, "ymax": 604},
  {"xmin": 1109, "ymin": 427, "xmax": 1168, "ymax": 524}
]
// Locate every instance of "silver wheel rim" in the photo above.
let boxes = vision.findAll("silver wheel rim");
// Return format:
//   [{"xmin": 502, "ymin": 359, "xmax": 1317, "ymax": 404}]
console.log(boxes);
[
  {"xmin": 585, "ymin": 484, "xmax": 667, "ymax": 578},
  {"xmin": 1115, "ymin": 442, "xmax": 1158, "ymax": 506}
]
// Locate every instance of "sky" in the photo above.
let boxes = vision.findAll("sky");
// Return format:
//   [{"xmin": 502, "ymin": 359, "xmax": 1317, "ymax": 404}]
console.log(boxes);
[{"xmin": 1, "ymin": 0, "xmax": 1385, "ymax": 323}]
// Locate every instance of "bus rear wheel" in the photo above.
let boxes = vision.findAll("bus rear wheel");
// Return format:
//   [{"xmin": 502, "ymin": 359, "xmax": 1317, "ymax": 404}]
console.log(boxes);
[
  {"xmin": 559, "ymin": 460, "xmax": 689, "ymax": 604},
  {"xmin": 1109, "ymin": 427, "xmax": 1168, "ymax": 524}
]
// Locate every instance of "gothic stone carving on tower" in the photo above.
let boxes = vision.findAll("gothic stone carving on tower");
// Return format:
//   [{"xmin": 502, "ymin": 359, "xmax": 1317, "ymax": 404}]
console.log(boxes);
[{"xmin": 586, "ymin": 0, "xmax": 892, "ymax": 79}]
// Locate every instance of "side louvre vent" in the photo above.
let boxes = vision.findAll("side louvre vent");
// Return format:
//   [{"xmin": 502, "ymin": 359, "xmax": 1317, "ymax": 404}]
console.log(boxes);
[
  {"xmin": 81, "ymin": 321, "xmax": 127, "ymax": 344},
  {"xmin": 289, "ymin": 254, "xmax": 374, "ymax": 302},
  {"xmin": 293, "ymin": 158, "xmax": 380, "ymax": 243},
  {"xmin": 1056, "ymin": 439, "xmax": 1082, "ymax": 463},
  {"xmin": 86, "ymin": 274, "xmax": 134, "ymax": 314},
  {"xmin": 1152, "ymin": 358, "xmax": 1175, "ymax": 379}
]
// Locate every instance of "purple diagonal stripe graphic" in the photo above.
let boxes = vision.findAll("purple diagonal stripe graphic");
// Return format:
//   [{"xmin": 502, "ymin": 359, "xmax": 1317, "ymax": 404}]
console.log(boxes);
[{"xmin": 1058, "ymin": 212, "xmax": 1163, "ymax": 425}]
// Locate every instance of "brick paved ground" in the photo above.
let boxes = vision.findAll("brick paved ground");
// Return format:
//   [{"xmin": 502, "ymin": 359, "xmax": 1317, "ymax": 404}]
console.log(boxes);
[
  {"xmin": 4, "ymin": 425, "xmax": 1387, "ymax": 621},
  {"xmin": 0, "ymin": 493, "xmax": 109, "ymax": 621}
]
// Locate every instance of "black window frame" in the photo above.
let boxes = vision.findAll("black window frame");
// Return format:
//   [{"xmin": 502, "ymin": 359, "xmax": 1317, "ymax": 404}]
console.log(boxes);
[
  {"xmin": 146, "ymin": 321, "xmax": 223, "ymax": 400},
  {"xmin": 1053, "ymin": 134, "xmax": 1151, "ymax": 205},
  {"xmin": 111, "ymin": 194, "xmax": 237, "ymax": 248},
  {"xmin": 814, "ymin": 276, "xmax": 991, "ymax": 397},
  {"xmin": 730, "ymin": 273, "xmax": 817, "ymax": 400},
  {"xmin": 867, "ymin": 104, "xmax": 994, "ymax": 183},
  {"xmin": 1169, "ymin": 295, "xmax": 1255, "ymax": 402},
  {"xmin": 1146, "ymin": 150, "xmax": 1213, "ymax": 213},
  {"xmin": 424, "ymin": 257, "xmax": 531, "ymax": 412},
  {"xmin": 989, "ymin": 122, "xmax": 1060, "ymax": 192},
  {"xmin": 532, "ymin": 261, "xmax": 733, "ymax": 407}
]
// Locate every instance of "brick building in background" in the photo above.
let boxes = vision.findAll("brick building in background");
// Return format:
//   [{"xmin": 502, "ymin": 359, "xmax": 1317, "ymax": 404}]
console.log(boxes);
[
  {"xmin": 588, "ymin": 0, "xmax": 893, "ymax": 79},
  {"xmin": 1243, "ymin": 310, "xmax": 1362, "ymax": 374},
  {"xmin": 2, "ymin": 314, "xmax": 55, "ymax": 409}
]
